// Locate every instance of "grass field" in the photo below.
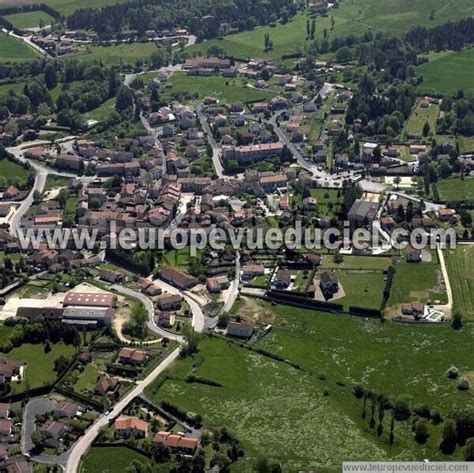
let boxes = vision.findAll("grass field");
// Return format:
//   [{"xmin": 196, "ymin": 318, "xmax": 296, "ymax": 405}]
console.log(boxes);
[
  {"xmin": 320, "ymin": 255, "xmax": 393, "ymax": 270},
  {"xmin": 0, "ymin": 32, "xmax": 38, "ymax": 62},
  {"xmin": 160, "ymin": 72, "xmax": 274, "ymax": 104},
  {"xmin": 0, "ymin": 158, "xmax": 32, "ymax": 187},
  {"xmin": 336, "ymin": 270, "xmax": 385, "ymax": 310},
  {"xmin": 84, "ymin": 98, "xmax": 116, "ymax": 122},
  {"xmin": 71, "ymin": 42, "xmax": 162, "ymax": 66},
  {"xmin": 417, "ymin": 48, "xmax": 474, "ymax": 94},
  {"xmin": 388, "ymin": 261, "xmax": 447, "ymax": 307},
  {"xmin": 8, "ymin": 342, "xmax": 76, "ymax": 394},
  {"xmin": 189, "ymin": 0, "xmax": 474, "ymax": 60},
  {"xmin": 404, "ymin": 103, "xmax": 439, "ymax": 136},
  {"xmin": 437, "ymin": 176, "xmax": 474, "ymax": 202},
  {"xmin": 4, "ymin": 10, "xmax": 55, "ymax": 29},
  {"xmin": 310, "ymin": 188, "xmax": 342, "ymax": 217},
  {"xmin": 44, "ymin": 174, "xmax": 70, "ymax": 192},
  {"xmin": 445, "ymin": 246, "xmax": 474, "ymax": 320},
  {"xmin": 457, "ymin": 135, "xmax": 474, "ymax": 154},
  {"xmin": 81, "ymin": 446, "xmax": 150, "ymax": 473}
]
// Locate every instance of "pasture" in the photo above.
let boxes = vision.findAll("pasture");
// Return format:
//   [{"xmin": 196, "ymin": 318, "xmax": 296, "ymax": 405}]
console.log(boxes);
[
  {"xmin": 445, "ymin": 246, "xmax": 474, "ymax": 320},
  {"xmin": 417, "ymin": 48, "xmax": 474, "ymax": 94},
  {"xmin": 0, "ymin": 32, "xmax": 38, "ymax": 62}
]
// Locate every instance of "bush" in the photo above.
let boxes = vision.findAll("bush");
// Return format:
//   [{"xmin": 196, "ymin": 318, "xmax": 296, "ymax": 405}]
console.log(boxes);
[
  {"xmin": 457, "ymin": 378, "xmax": 470, "ymax": 391},
  {"xmin": 393, "ymin": 396, "xmax": 411, "ymax": 421},
  {"xmin": 414, "ymin": 418, "xmax": 429, "ymax": 444},
  {"xmin": 446, "ymin": 366, "xmax": 459, "ymax": 379}
]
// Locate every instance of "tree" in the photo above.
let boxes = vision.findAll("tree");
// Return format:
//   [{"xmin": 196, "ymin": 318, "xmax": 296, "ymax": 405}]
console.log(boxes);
[
  {"xmin": 180, "ymin": 325, "xmax": 201, "ymax": 357},
  {"xmin": 422, "ymin": 121, "xmax": 430, "ymax": 137},
  {"xmin": 451, "ymin": 311, "xmax": 463, "ymax": 330},
  {"xmin": 115, "ymin": 85, "xmax": 133, "ymax": 112},
  {"xmin": 464, "ymin": 438, "xmax": 474, "ymax": 461},
  {"xmin": 439, "ymin": 419, "xmax": 457, "ymax": 454},
  {"xmin": 33, "ymin": 190, "xmax": 42, "ymax": 205},
  {"xmin": 452, "ymin": 408, "xmax": 474, "ymax": 445},
  {"xmin": 44, "ymin": 63, "xmax": 58, "ymax": 90},
  {"xmin": 393, "ymin": 396, "xmax": 411, "ymax": 421},
  {"xmin": 150, "ymin": 50, "xmax": 165, "ymax": 69},
  {"xmin": 57, "ymin": 188, "xmax": 69, "ymax": 208},
  {"xmin": 336, "ymin": 47, "xmax": 352, "ymax": 63},
  {"xmin": 310, "ymin": 19, "xmax": 316, "ymax": 39},
  {"xmin": 414, "ymin": 418, "xmax": 429, "ymax": 444}
]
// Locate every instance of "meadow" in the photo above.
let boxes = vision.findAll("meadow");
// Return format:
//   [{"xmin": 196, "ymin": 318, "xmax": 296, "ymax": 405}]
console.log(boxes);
[
  {"xmin": 437, "ymin": 176, "xmax": 474, "ymax": 202},
  {"xmin": 0, "ymin": 158, "xmax": 32, "ymax": 187},
  {"xmin": 4, "ymin": 10, "xmax": 55, "ymax": 29},
  {"xmin": 0, "ymin": 0, "xmax": 129, "ymax": 16},
  {"xmin": 445, "ymin": 245, "xmax": 474, "ymax": 320},
  {"xmin": 0, "ymin": 32, "xmax": 38, "ymax": 62},
  {"xmin": 80, "ymin": 446, "xmax": 150, "ymax": 473},
  {"xmin": 404, "ymin": 103, "xmax": 439, "ymax": 136},
  {"xmin": 417, "ymin": 48, "xmax": 474, "ymax": 94}
]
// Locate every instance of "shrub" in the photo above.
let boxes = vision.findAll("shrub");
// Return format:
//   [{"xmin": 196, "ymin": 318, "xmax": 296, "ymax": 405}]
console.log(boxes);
[
  {"xmin": 446, "ymin": 366, "xmax": 459, "ymax": 379},
  {"xmin": 457, "ymin": 378, "xmax": 470, "ymax": 391}
]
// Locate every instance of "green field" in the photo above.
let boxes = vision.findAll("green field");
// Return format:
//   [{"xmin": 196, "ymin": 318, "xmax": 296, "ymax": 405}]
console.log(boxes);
[
  {"xmin": 4, "ymin": 10, "xmax": 55, "ymax": 29},
  {"xmin": 0, "ymin": 32, "xmax": 38, "ymax": 62},
  {"xmin": 160, "ymin": 72, "xmax": 274, "ymax": 104},
  {"xmin": 445, "ymin": 246, "xmax": 474, "ymax": 320},
  {"xmin": 320, "ymin": 255, "xmax": 393, "ymax": 271},
  {"xmin": 336, "ymin": 270, "xmax": 385, "ymax": 310},
  {"xmin": 457, "ymin": 135, "xmax": 474, "ymax": 154},
  {"xmin": 84, "ymin": 98, "xmax": 116, "ymax": 122},
  {"xmin": 71, "ymin": 42, "xmax": 162, "ymax": 66},
  {"xmin": 404, "ymin": 103, "xmax": 439, "ymax": 136},
  {"xmin": 437, "ymin": 176, "xmax": 474, "ymax": 202},
  {"xmin": 388, "ymin": 261, "xmax": 448, "ymax": 307},
  {"xmin": 189, "ymin": 0, "xmax": 474, "ymax": 60},
  {"xmin": 81, "ymin": 446, "xmax": 150, "ymax": 473},
  {"xmin": 8, "ymin": 342, "xmax": 76, "ymax": 394},
  {"xmin": 0, "ymin": 158, "xmax": 32, "ymax": 188},
  {"xmin": 44, "ymin": 174, "xmax": 70, "ymax": 191},
  {"xmin": 417, "ymin": 48, "xmax": 474, "ymax": 94},
  {"xmin": 310, "ymin": 188, "xmax": 343, "ymax": 217}
]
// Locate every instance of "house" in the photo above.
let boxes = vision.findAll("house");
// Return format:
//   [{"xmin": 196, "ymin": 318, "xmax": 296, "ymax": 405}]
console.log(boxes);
[
  {"xmin": 159, "ymin": 267, "xmax": 198, "ymax": 290},
  {"xmin": 320, "ymin": 272, "xmax": 338, "ymax": 295},
  {"xmin": 99, "ymin": 269, "xmax": 124, "ymax": 284},
  {"xmin": 115, "ymin": 416, "xmax": 149, "ymax": 439},
  {"xmin": 55, "ymin": 154, "xmax": 82, "ymax": 171},
  {"xmin": 241, "ymin": 264, "xmax": 265, "ymax": 281},
  {"xmin": 0, "ymin": 358, "xmax": 21, "ymax": 383},
  {"xmin": 381, "ymin": 216, "xmax": 396, "ymax": 231},
  {"xmin": 302, "ymin": 197, "xmax": 317, "ymax": 211},
  {"xmin": 305, "ymin": 253, "xmax": 322, "ymax": 266},
  {"xmin": 222, "ymin": 142, "xmax": 284, "ymax": 164},
  {"xmin": 54, "ymin": 401, "xmax": 85, "ymax": 418},
  {"xmin": 0, "ymin": 402, "xmax": 10, "ymax": 419},
  {"xmin": 227, "ymin": 320, "xmax": 255, "ymax": 339},
  {"xmin": 206, "ymin": 277, "xmax": 222, "ymax": 293},
  {"xmin": 94, "ymin": 376, "xmax": 119, "ymax": 395},
  {"xmin": 117, "ymin": 347, "xmax": 148, "ymax": 366},
  {"xmin": 157, "ymin": 311, "xmax": 175, "ymax": 328},
  {"xmin": 5, "ymin": 459, "xmax": 32, "ymax": 473},
  {"xmin": 157, "ymin": 294, "xmax": 183, "ymax": 311},
  {"xmin": 347, "ymin": 200, "xmax": 379, "ymax": 225},
  {"xmin": 437, "ymin": 208, "xmax": 455, "ymax": 221},
  {"xmin": 153, "ymin": 431, "xmax": 199, "ymax": 453},
  {"xmin": 40, "ymin": 420, "xmax": 69, "ymax": 440},
  {"xmin": 0, "ymin": 419, "xmax": 12, "ymax": 436},
  {"xmin": 406, "ymin": 248, "xmax": 422, "ymax": 263},
  {"xmin": 3, "ymin": 186, "xmax": 19, "ymax": 200},
  {"xmin": 402, "ymin": 302, "xmax": 425, "ymax": 317},
  {"xmin": 274, "ymin": 269, "xmax": 291, "ymax": 289}
]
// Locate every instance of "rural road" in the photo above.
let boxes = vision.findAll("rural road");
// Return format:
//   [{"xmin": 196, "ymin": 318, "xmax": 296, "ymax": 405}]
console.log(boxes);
[
  {"xmin": 65, "ymin": 347, "xmax": 181, "ymax": 473},
  {"xmin": 196, "ymin": 105, "xmax": 224, "ymax": 178},
  {"xmin": 435, "ymin": 242, "xmax": 453, "ymax": 317}
]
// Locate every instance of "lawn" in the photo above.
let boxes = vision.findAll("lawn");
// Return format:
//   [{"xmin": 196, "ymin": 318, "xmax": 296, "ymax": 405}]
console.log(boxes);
[
  {"xmin": 320, "ymin": 255, "xmax": 393, "ymax": 271},
  {"xmin": 0, "ymin": 32, "xmax": 38, "ymax": 62},
  {"xmin": 44, "ymin": 174, "xmax": 70, "ymax": 192},
  {"xmin": 161, "ymin": 72, "xmax": 275, "ymax": 104},
  {"xmin": 81, "ymin": 446, "xmax": 150, "ymax": 473},
  {"xmin": 457, "ymin": 135, "xmax": 474, "ymax": 154},
  {"xmin": 71, "ymin": 41, "xmax": 162, "ymax": 66},
  {"xmin": 84, "ymin": 98, "xmax": 116, "ymax": 122},
  {"xmin": 336, "ymin": 270, "xmax": 385, "ymax": 310},
  {"xmin": 388, "ymin": 261, "xmax": 448, "ymax": 307},
  {"xmin": 4, "ymin": 10, "xmax": 55, "ymax": 29},
  {"xmin": 445, "ymin": 246, "xmax": 474, "ymax": 320},
  {"xmin": 310, "ymin": 187, "xmax": 342, "ymax": 217},
  {"xmin": 0, "ymin": 159, "xmax": 31, "ymax": 186},
  {"xmin": 404, "ymin": 103, "xmax": 439, "ymax": 136},
  {"xmin": 437, "ymin": 176, "xmax": 474, "ymax": 202},
  {"xmin": 417, "ymin": 48, "xmax": 474, "ymax": 94},
  {"xmin": 7, "ymin": 342, "xmax": 76, "ymax": 394}
]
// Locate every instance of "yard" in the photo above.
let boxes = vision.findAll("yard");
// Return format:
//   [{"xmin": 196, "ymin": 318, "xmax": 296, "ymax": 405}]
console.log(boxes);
[
  {"xmin": 44, "ymin": 174, "xmax": 70, "ymax": 192},
  {"xmin": 310, "ymin": 188, "xmax": 343, "ymax": 217},
  {"xmin": 444, "ymin": 246, "xmax": 474, "ymax": 320},
  {"xmin": 4, "ymin": 10, "xmax": 55, "ymax": 29},
  {"xmin": 7, "ymin": 342, "xmax": 76, "ymax": 394},
  {"xmin": 335, "ymin": 270, "xmax": 385, "ymax": 310},
  {"xmin": 320, "ymin": 255, "xmax": 393, "ymax": 271},
  {"xmin": 80, "ymin": 446, "xmax": 150, "ymax": 473},
  {"xmin": 0, "ymin": 159, "xmax": 32, "ymax": 189}
]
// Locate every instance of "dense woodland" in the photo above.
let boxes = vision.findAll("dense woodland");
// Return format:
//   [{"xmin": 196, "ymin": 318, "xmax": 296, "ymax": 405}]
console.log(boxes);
[{"xmin": 67, "ymin": 0, "xmax": 297, "ymax": 40}]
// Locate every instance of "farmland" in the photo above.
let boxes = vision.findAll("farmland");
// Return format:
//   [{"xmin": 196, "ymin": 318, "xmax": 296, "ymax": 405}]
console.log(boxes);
[
  {"xmin": 445, "ymin": 246, "xmax": 474, "ymax": 320},
  {"xmin": 0, "ymin": 32, "xmax": 38, "ymax": 62},
  {"xmin": 4, "ymin": 10, "xmax": 55, "ymax": 29},
  {"xmin": 417, "ymin": 48, "xmax": 474, "ymax": 94}
]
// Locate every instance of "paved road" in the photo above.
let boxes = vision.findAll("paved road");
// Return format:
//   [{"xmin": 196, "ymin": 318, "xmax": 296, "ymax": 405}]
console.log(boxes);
[
  {"xmin": 221, "ymin": 251, "xmax": 240, "ymax": 315},
  {"xmin": 110, "ymin": 284, "xmax": 185, "ymax": 342},
  {"xmin": 435, "ymin": 242, "xmax": 453, "ymax": 317},
  {"xmin": 65, "ymin": 347, "xmax": 181, "ymax": 473},
  {"xmin": 196, "ymin": 106, "xmax": 224, "ymax": 178},
  {"xmin": 22, "ymin": 398, "xmax": 70, "ymax": 466}
]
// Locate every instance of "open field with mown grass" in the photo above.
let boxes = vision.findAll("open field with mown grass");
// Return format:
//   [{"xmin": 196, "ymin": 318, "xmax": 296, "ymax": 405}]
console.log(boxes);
[
  {"xmin": 0, "ymin": 158, "xmax": 32, "ymax": 187},
  {"xmin": 0, "ymin": 32, "xmax": 38, "ymax": 62},
  {"xmin": 404, "ymin": 103, "xmax": 439, "ymax": 136},
  {"xmin": 457, "ymin": 135, "xmax": 474, "ymax": 154},
  {"xmin": 4, "ymin": 10, "xmax": 55, "ymax": 29},
  {"xmin": 0, "ymin": 0, "xmax": 129, "ymax": 16},
  {"xmin": 437, "ymin": 176, "xmax": 474, "ymax": 202},
  {"xmin": 159, "ymin": 72, "xmax": 275, "ymax": 104},
  {"xmin": 417, "ymin": 48, "xmax": 474, "ymax": 94},
  {"xmin": 445, "ymin": 246, "xmax": 474, "ymax": 320}
]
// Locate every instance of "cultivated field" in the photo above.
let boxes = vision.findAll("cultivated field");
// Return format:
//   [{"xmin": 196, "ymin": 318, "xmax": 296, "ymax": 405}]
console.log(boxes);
[
  {"xmin": 445, "ymin": 246, "xmax": 474, "ymax": 320},
  {"xmin": 417, "ymin": 48, "xmax": 474, "ymax": 94},
  {"xmin": 4, "ymin": 10, "xmax": 55, "ymax": 29},
  {"xmin": 0, "ymin": 32, "xmax": 38, "ymax": 61}
]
